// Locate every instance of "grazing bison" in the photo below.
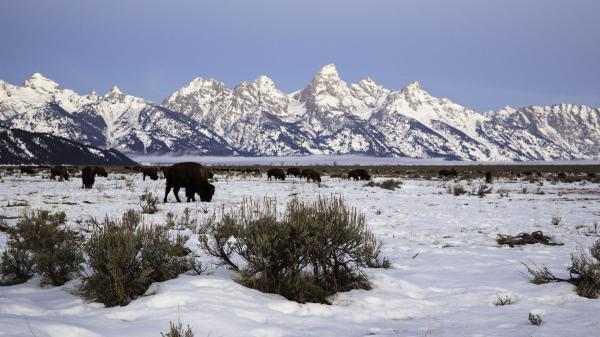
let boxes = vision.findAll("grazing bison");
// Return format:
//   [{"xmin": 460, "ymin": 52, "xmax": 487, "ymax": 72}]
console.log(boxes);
[
  {"xmin": 141, "ymin": 167, "xmax": 158, "ymax": 181},
  {"xmin": 50, "ymin": 166, "xmax": 70, "ymax": 180},
  {"xmin": 164, "ymin": 162, "xmax": 215, "ymax": 203},
  {"xmin": 267, "ymin": 168, "xmax": 286, "ymax": 181},
  {"xmin": 287, "ymin": 167, "xmax": 302, "ymax": 178},
  {"xmin": 94, "ymin": 166, "xmax": 108, "ymax": 177},
  {"xmin": 348, "ymin": 169, "xmax": 371, "ymax": 181},
  {"xmin": 438, "ymin": 168, "xmax": 458, "ymax": 179},
  {"xmin": 20, "ymin": 166, "xmax": 36, "ymax": 175},
  {"xmin": 81, "ymin": 166, "xmax": 95, "ymax": 189},
  {"xmin": 301, "ymin": 169, "xmax": 321, "ymax": 183}
]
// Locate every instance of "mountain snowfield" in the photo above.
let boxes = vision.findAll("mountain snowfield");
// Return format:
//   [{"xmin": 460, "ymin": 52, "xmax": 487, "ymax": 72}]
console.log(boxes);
[{"xmin": 1, "ymin": 65, "xmax": 599, "ymax": 160}]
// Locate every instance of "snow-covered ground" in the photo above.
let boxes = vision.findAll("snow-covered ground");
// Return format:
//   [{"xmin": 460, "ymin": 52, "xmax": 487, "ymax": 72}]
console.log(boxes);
[{"xmin": 0, "ymin": 171, "xmax": 599, "ymax": 337}]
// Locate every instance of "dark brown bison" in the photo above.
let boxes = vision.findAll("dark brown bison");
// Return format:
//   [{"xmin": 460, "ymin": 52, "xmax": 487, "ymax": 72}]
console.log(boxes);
[
  {"xmin": 50, "ymin": 166, "xmax": 69, "ymax": 180},
  {"xmin": 287, "ymin": 167, "xmax": 302, "ymax": 177},
  {"xmin": 267, "ymin": 168, "xmax": 286, "ymax": 181},
  {"xmin": 94, "ymin": 166, "xmax": 108, "ymax": 177},
  {"xmin": 348, "ymin": 169, "xmax": 371, "ymax": 181},
  {"xmin": 301, "ymin": 168, "xmax": 321, "ymax": 183},
  {"xmin": 19, "ymin": 166, "xmax": 36, "ymax": 175},
  {"xmin": 438, "ymin": 168, "xmax": 458, "ymax": 179},
  {"xmin": 164, "ymin": 162, "xmax": 215, "ymax": 203},
  {"xmin": 81, "ymin": 166, "xmax": 95, "ymax": 189},
  {"xmin": 141, "ymin": 167, "xmax": 158, "ymax": 181},
  {"xmin": 485, "ymin": 171, "xmax": 493, "ymax": 184}
]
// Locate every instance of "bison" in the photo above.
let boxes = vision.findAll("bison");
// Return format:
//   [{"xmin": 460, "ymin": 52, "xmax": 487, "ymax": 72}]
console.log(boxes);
[
  {"xmin": 19, "ymin": 166, "xmax": 36, "ymax": 175},
  {"xmin": 50, "ymin": 166, "xmax": 69, "ymax": 180},
  {"xmin": 348, "ymin": 169, "xmax": 371, "ymax": 181},
  {"xmin": 141, "ymin": 167, "xmax": 158, "ymax": 181},
  {"xmin": 438, "ymin": 168, "xmax": 458, "ymax": 179},
  {"xmin": 287, "ymin": 167, "xmax": 302, "ymax": 178},
  {"xmin": 267, "ymin": 168, "xmax": 286, "ymax": 181},
  {"xmin": 81, "ymin": 166, "xmax": 95, "ymax": 189},
  {"xmin": 81, "ymin": 166, "xmax": 107, "ymax": 189},
  {"xmin": 164, "ymin": 162, "xmax": 215, "ymax": 203},
  {"xmin": 94, "ymin": 166, "xmax": 108, "ymax": 177},
  {"xmin": 301, "ymin": 168, "xmax": 321, "ymax": 183}
]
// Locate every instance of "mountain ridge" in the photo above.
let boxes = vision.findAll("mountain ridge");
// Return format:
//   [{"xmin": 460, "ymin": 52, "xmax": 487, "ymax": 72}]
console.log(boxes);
[{"xmin": 1, "ymin": 66, "xmax": 599, "ymax": 161}]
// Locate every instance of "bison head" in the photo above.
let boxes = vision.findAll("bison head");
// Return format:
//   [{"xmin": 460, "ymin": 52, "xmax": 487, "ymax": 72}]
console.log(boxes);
[
  {"xmin": 148, "ymin": 171, "xmax": 158, "ymax": 180},
  {"xmin": 198, "ymin": 183, "xmax": 215, "ymax": 202}
]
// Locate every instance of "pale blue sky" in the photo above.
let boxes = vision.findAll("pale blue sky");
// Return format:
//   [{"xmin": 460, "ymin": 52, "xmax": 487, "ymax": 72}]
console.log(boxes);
[{"xmin": 1, "ymin": 0, "xmax": 599, "ymax": 111}]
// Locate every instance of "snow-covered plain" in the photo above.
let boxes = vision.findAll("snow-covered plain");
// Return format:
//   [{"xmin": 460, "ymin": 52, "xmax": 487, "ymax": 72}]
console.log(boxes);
[{"xmin": 0, "ymin": 171, "xmax": 599, "ymax": 337}]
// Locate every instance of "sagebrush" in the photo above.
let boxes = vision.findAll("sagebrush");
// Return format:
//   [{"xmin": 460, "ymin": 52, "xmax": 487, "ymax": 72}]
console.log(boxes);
[
  {"xmin": 523, "ymin": 239, "xmax": 600, "ymax": 298},
  {"xmin": 199, "ymin": 196, "xmax": 388, "ymax": 304},
  {"xmin": 79, "ymin": 214, "xmax": 192, "ymax": 306},
  {"xmin": 0, "ymin": 210, "xmax": 83, "ymax": 286}
]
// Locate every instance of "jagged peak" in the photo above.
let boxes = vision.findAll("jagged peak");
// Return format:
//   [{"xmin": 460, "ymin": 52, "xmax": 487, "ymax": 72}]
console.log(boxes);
[
  {"xmin": 355, "ymin": 77, "xmax": 383, "ymax": 89},
  {"xmin": 109, "ymin": 86, "xmax": 123, "ymax": 95},
  {"xmin": 189, "ymin": 76, "xmax": 222, "ymax": 86},
  {"xmin": 23, "ymin": 73, "xmax": 59, "ymax": 91},
  {"xmin": 317, "ymin": 64, "xmax": 339, "ymax": 77},
  {"xmin": 254, "ymin": 75, "xmax": 275, "ymax": 87},
  {"xmin": 403, "ymin": 81, "xmax": 421, "ymax": 91}
]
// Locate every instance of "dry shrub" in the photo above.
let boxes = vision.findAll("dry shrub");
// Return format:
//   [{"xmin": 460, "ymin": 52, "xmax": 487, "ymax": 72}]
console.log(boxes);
[
  {"xmin": 497, "ymin": 231, "xmax": 562, "ymax": 247},
  {"xmin": 140, "ymin": 189, "xmax": 159, "ymax": 214},
  {"xmin": 165, "ymin": 208, "xmax": 197, "ymax": 231},
  {"xmin": 448, "ymin": 184, "xmax": 467, "ymax": 196},
  {"xmin": 161, "ymin": 321, "xmax": 194, "ymax": 337},
  {"xmin": 364, "ymin": 179, "xmax": 401, "ymax": 191},
  {"xmin": 523, "ymin": 239, "xmax": 600, "ymax": 299},
  {"xmin": 80, "ymin": 214, "xmax": 192, "ymax": 307},
  {"xmin": 199, "ymin": 196, "xmax": 388, "ymax": 304},
  {"xmin": 0, "ymin": 210, "xmax": 83, "ymax": 286},
  {"xmin": 474, "ymin": 184, "xmax": 493, "ymax": 198}
]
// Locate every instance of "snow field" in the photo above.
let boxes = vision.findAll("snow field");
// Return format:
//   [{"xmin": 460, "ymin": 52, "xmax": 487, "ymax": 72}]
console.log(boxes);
[{"xmin": 0, "ymin": 171, "xmax": 599, "ymax": 337}]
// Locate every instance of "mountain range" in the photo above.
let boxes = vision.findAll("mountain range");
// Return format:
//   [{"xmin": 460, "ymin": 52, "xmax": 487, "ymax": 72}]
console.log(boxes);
[{"xmin": 1, "ymin": 65, "xmax": 599, "ymax": 161}]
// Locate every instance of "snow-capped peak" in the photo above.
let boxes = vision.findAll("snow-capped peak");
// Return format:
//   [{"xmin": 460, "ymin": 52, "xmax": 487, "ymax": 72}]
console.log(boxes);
[
  {"xmin": 402, "ymin": 81, "xmax": 421, "ymax": 92},
  {"xmin": 107, "ymin": 86, "xmax": 123, "ymax": 96},
  {"xmin": 254, "ymin": 75, "xmax": 276, "ymax": 88},
  {"xmin": 23, "ymin": 73, "xmax": 60, "ymax": 92},
  {"xmin": 318, "ymin": 64, "xmax": 339, "ymax": 77}
]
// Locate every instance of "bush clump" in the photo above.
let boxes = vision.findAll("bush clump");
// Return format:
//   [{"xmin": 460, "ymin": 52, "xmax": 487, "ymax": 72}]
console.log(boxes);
[
  {"xmin": 140, "ymin": 189, "xmax": 159, "ymax": 214},
  {"xmin": 364, "ymin": 179, "xmax": 401, "ymax": 191},
  {"xmin": 0, "ymin": 210, "xmax": 83, "ymax": 286},
  {"xmin": 497, "ymin": 231, "xmax": 562, "ymax": 247},
  {"xmin": 165, "ymin": 208, "xmax": 197, "ymax": 231},
  {"xmin": 448, "ymin": 184, "xmax": 467, "ymax": 196},
  {"xmin": 79, "ymin": 215, "xmax": 192, "ymax": 307},
  {"xmin": 161, "ymin": 321, "xmax": 194, "ymax": 337},
  {"xmin": 474, "ymin": 184, "xmax": 493, "ymax": 198},
  {"xmin": 523, "ymin": 239, "xmax": 600, "ymax": 299},
  {"xmin": 199, "ymin": 196, "xmax": 388, "ymax": 304}
]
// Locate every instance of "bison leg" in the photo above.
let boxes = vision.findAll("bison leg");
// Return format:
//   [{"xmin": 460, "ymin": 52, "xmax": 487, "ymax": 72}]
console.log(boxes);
[
  {"xmin": 164, "ymin": 184, "xmax": 172, "ymax": 203},
  {"xmin": 173, "ymin": 187, "xmax": 182, "ymax": 202}
]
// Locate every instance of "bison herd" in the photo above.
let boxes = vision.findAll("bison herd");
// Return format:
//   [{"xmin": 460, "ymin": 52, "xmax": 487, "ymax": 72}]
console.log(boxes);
[{"xmin": 12, "ymin": 164, "xmax": 379, "ymax": 205}]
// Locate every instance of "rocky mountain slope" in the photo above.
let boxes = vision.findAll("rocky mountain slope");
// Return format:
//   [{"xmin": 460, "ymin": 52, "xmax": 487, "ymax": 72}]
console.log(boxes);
[
  {"xmin": 0, "ymin": 126, "xmax": 137, "ymax": 165},
  {"xmin": 1, "ymin": 66, "xmax": 599, "ymax": 160}
]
